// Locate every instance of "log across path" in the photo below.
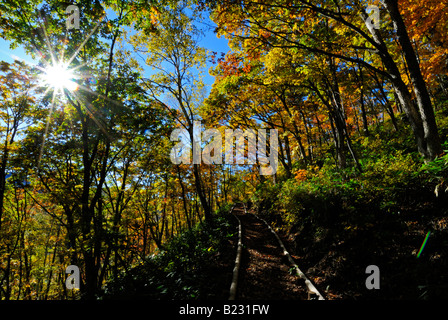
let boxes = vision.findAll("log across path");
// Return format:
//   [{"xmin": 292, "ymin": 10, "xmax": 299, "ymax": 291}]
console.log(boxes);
[{"xmin": 229, "ymin": 203, "xmax": 324, "ymax": 300}]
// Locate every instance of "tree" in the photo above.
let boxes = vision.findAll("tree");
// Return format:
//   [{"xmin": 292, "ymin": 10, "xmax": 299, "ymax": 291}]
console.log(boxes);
[
  {"xmin": 208, "ymin": 0, "xmax": 442, "ymax": 161},
  {"xmin": 1, "ymin": 0, "xmax": 171, "ymax": 298},
  {"xmin": 130, "ymin": 3, "xmax": 213, "ymax": 222},
  {"xmin": 0, "ymin": 60, "xmax": 36, "ymax": 232}
]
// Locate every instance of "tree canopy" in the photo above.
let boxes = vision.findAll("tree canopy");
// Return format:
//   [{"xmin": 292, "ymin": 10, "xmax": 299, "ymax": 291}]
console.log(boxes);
[{"xmin": 0, "ymin": 0, "xmax": 447, "ymax": 301}]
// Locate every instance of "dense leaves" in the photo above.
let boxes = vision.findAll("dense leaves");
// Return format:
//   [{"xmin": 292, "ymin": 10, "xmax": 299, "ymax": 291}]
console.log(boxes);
[{"xmin": 0, "ymin": 0, "xmax": 447, "ymax": 300}]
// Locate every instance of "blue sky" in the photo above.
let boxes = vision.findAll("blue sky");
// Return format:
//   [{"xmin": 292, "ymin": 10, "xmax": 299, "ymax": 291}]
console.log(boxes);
[
  {"xmin": 0, "ymin": 12, "xmax": 230, "ymax": 92},
  {"xmin": 201, "ymin": 30, "xmax": 230, "ymax": 88},
  {"xmin": 0, "ymin": 39, "xmax": 34, "ymax": 64},
  {"xmin": 196, "ymin": 17, "xmax": 231, "ymax": 87}
]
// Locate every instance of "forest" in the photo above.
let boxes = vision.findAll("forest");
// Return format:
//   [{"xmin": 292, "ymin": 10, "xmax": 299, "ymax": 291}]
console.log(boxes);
[{"xmin": 0, "ymin": 0, "xmax": 447, "ymax": 301}]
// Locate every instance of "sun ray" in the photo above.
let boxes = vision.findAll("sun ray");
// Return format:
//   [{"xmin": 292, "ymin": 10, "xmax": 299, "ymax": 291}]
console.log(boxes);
[
  {"xmin": 76, "ymin": 82, "xmax": 125, "ymax": 108},
  {"xmin": 68, "ymin": 60, "xmax": 91, "ymax": 73},
  {"xmin": 66, "ymin": 88, "xmax": 112, "ymax": 141},
  {"xmin": 66, "ymin": 17, "xmax": 105, "ymax": 67},
  {"xmin": 36, "ymin": 10, "xmax": 58, "ymax": 68},
  {"xmin": 27, "ymin": 7, "xmax": 120, "ymax": 165},
  {"xmin": 6, "ymin": 82, "xmax": 44, "ymax": 102},
  {"xmin": 38, "ymin": 89, "xmax": 57, "ymax": 168}
]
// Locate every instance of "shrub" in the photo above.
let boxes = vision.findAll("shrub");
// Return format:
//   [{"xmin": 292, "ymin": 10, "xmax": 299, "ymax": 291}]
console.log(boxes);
[{"xmin": 101, "ymin": 211, "xmax": 236, "ymax": 299}]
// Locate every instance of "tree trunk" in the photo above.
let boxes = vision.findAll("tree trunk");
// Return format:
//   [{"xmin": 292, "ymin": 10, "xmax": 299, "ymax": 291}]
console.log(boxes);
[
  {"xmin": 382, "ymin": 0, "xmax": 441, "ymax": 160},
  {"xmin": 357, "ymin": 66, "xmax": 370, "ymax": 136},
  {"xmin": 176, "ymin": 166, "xmax": 191, "ymax": 230},
  {"xmin": 362, "ymin": 0, "xmax": 441, "ymax": 161},
  {"xmin": 188, "ymin": 126, "xmax": 212, "ymax": 222}
]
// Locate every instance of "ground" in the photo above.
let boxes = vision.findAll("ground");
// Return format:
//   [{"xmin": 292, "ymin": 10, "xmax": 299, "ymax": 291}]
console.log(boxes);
[
  {"xmin": 277, "ymin": 192, "xmax": 448, "ymax": 300},
  {"xmin": 234, "ymin": 208, "xmax": 308, "ymax": 300}
]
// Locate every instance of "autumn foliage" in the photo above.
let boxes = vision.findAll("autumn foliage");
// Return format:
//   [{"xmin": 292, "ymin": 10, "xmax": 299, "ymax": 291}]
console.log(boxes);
[{"xmin": 0, "ymin": 0, "xmax": 447, "ymax": 300}]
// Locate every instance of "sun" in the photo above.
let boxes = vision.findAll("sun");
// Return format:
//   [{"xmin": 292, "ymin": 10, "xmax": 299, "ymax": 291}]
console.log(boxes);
[{"xmin": 40, "ymin": 62, "xmax": 79, "ymax": 93}]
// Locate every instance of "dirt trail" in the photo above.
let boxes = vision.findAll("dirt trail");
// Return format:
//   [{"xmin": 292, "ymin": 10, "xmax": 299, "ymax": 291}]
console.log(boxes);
[{"xmin": 233, "ymin": 206, "xmax": 308, "ymax": 300}]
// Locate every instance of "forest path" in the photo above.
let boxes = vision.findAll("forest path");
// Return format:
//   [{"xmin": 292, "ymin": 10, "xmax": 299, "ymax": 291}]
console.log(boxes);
[{"xmin": 232, "ymin": 205, "xmax": 308, "ymax": 300}]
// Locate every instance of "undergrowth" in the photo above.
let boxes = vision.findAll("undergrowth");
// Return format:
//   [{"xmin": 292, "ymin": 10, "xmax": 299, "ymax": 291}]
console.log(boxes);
[
  {"xmin": 251, "ymin": 114, "xmax": 448, "ymax": 299},
  {"xmin": 101, "ymin": 205, "xmax": 237, "ymax": 300}
]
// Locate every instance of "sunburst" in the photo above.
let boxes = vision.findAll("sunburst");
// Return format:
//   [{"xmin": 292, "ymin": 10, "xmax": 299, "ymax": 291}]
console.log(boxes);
[
  {"xmin": 30, "ymin": 10, "xmax": 107, "ymax": 167},
  {"xmin": 39, "ymin": 61, "xmax": 79, "ymax": 94}
]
